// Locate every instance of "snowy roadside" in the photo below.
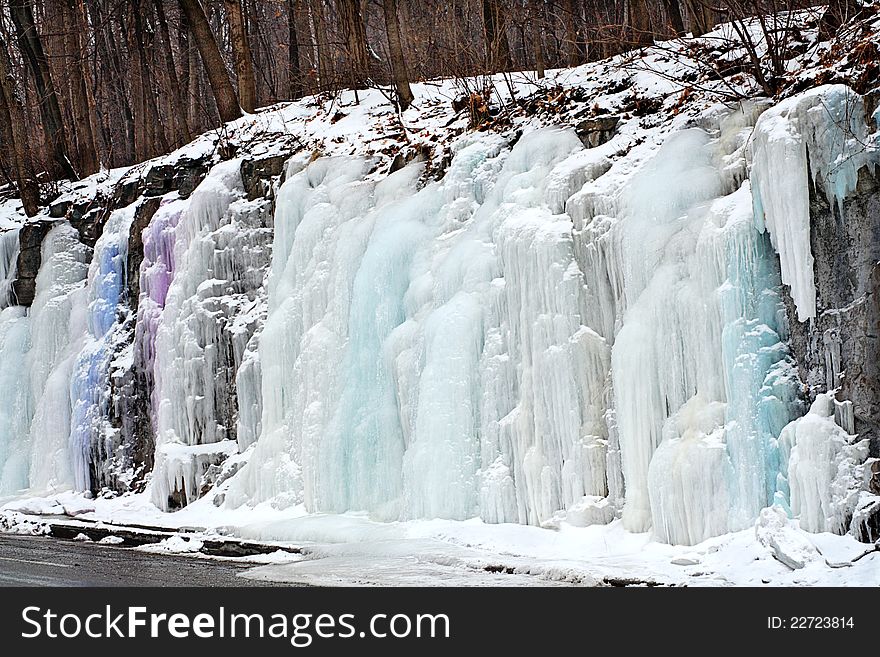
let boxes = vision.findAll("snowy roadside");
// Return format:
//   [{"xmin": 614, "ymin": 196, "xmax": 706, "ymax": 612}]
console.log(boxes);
[{"xmin": 2, "ymin": 492, "xmax": 876, "ymax": 587}]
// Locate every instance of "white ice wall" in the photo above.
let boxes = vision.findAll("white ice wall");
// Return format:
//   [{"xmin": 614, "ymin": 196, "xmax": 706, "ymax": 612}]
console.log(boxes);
[
  {"xmin": 228, "ymin": 128, "xmax": 618, "ymax": 524},
  {"xmin": 27, "ymin": 224, "xmax": 91, "ymax": 494}
]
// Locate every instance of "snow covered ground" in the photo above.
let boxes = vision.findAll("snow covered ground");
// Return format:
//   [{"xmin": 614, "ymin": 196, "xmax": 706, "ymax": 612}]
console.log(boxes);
[{"xmin": 1, "ymin": 491, "xmax": 877, "ymax": 586}]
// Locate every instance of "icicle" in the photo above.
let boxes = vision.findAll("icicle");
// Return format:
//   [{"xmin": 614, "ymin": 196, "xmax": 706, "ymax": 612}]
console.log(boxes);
[
  {"xmin": 148, "ymin": 159, "xmax": 273, "ymax": 510},
  {"xmin": 0, "ymin": 228, "xmax": 21, "ymax": 308},
  {"xmin": 0, "ymin": 306, "xmax": 31, "ymax": 494},
  {"xmin": 750, "ymin": 85, "xmax": 879, "ymax": 322}
]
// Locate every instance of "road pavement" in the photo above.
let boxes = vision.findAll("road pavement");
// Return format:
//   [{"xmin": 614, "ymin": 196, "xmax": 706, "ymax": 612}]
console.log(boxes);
[{"xmin": 0, "ymin": 533, "xmax": 282, "ymax": 586}]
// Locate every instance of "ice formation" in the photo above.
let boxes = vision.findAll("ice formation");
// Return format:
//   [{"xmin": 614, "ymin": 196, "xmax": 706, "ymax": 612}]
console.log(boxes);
[
  {"xmin": 750, "ymin": 85, "xmax": 878, "ymax": 321},
  {"xmin": 0, "ymin": 81, "xmax": 874, "ymax": 548},
  {"xmin": 781, "ymin": 393, "xmax": 869, "ymax": 534},
  {"xmin": 146, "ymin": 161, "xmax": 273, "ymax": 509},
  {"xmin": 227, "ymin": 107, "xmax": 804, "ymax": 544},
  {"xmin": 227, "ymin": 128, "xmax": 618, "ymax": 524},
  {"xmin": 0, "ymin": 228, "xmax": 29, "ymax": 494},
  {"xmin": 68, "ymin": 206, "xmax": 136, "ymax": 491},
  {"xmin": 0, "ymin": 227, "xmax": 19, "ymax": 306},
  {"xmin": 0, "ymin": 306, "xmax": 30, "ymax": 493},
  {"xmin": 27, "ymin": 224, "xmax": 91, "ymax": 494}
]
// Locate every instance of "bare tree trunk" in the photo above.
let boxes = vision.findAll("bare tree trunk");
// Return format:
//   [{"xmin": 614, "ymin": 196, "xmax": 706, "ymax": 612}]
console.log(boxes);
[
  {"xmin": 564, "ymin": 0, "xmax": 583, "ymax": 67},
  {"xmin": 338, "ymin": 0, "xmax": 370, "ymax": 90},
  {"xmin": 482, "ymin": 0, "xmax": 511, "ymax": 71},
  {"xmin": 686, "ymin": 0, "xmax": 714, "ymax": 35},
  {"xmin": 61, "ymin": 0, "xmax": 99, "ymax": 175},
  {"xmin": 224, "ymin": 0, "xmax": 257, "ymax": 112},
  {"xmin": 531, "ymin": 0, "xmax": 545, "ymax": 78},
  {"xmin": 182, "ymin": 20, "xmax": 202, "ymax": 132},
  {"xmin": 0, "ymin": 35, "xmax": 39, "ymax": 216},
  {"xmin": 9, "ymin": 0, "xmax": 77, "ymax": 179},
  {"xmin": 287, "ymin": 0, "xmax": 302, "ymax": 99},
  {"xmin": 154, "ymin": 0, "xmax": 193, "ymax": 144},
  {"xmin": 382, "ymin": 0, "xmax": 414, "ymax": 110},
  {"xmin": 309, "ymin": 0, "xmax": 330, "ymax": 92},
  {"xmin": 662, "ymin": 0, "xmax": 685, "ymax": 36},
  {"xmin": 75, "ymin": 0, "xmax": 108, "ymax": 167},
  {"xmin": 178, "ymin": 0, "xmax": 242, "ymax": 123},
  {"xmin": 629, "ymin": 0, "xmax": 655, "ymax": 47},
  {"xmin": 95, "ymin": 1, "xmax": 134, "ymax": 167},
  {"xmin": 126, "ymin": 2, "xmax": 166, "ymax": 160},
  {"xmin": 125, "ymin": 10, "xmax": 147, "ymax": 159}
]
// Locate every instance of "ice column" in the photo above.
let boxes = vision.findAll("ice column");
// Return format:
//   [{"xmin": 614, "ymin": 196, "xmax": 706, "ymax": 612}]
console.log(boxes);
[
  {"xmin": 149, "ymin": 160, "xmax": 273, "ymax": 509},
  {"xmin": 0, "ymin": 228, "xmax": 20, "ymax": 306},
  {"xmin": 0, "ymin": 306, "xmax": 31, "ymax": 494},
  {"xmin": 781, "ymin": 393, "xmax": 869, "ymax": 534},
  {"xmin": 0, "ymin": 227, "xmax": 30, "ymax": 493},
  {"xmin": 227, "ymin": 156, "xmax": 422, "ymax": 511},
  {"xmin": 68, "ymin": 206, "xmax": 136, "ymax": 491},
  {"xmin": 612, "ymin": 128, "xmax": 728, "ymax": 532},
  {"xmin": 27, "ymin": 224, "xmax": 91, "ymax": 493}
]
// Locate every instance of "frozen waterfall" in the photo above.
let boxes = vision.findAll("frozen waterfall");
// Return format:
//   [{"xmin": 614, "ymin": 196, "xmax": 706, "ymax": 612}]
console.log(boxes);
[
  {"xmin": 226, "ymin": 103, "xmax": 809, "ymax": 543},
  {"xmin": 0, "ymin": 83, "xmax": 875, "ymax": 548}
]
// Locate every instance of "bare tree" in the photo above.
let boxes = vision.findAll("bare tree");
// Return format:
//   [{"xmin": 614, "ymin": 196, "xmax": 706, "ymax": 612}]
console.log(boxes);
[
  {"xmin": 61, "ymin": 0, "xmax": 99, "ymax": 175},
  {"xmin": 9, "ymin": 0, "xmax": 77, "ymax": 179},
  {"xmin": 564, "ymin": 0, "xmax": 584, "ymax": 66},
  {"xmin": 0, "ymin": 35, "xmax": 39, "ymax": 215},
  {"xmin": 482, "ymin": 0, "xmax": 511, "ymax": 71},
  {"xmin": 338, "ymin": 0, "xmax": 370, "ymax": 91},
  {"xmin": 662, "ymin": 0, "xmax": 686, "ymax": 35},
  {"xmin": 0, "ymin": 0, "xmax": 860, "ymax": 191},
  {"xmin": 224, "ymin": 0, "xmax": 257, "ymax": 112},
  {"xmin": 382, "ymin": 0, "xmax": 414, "ymax": 110},
  {"xmin": 530, "ymin": 0, "xmax": 546, "ymax": 78},
  {"xmin": 178, "ymin": 0, "xmax": 242, "ymax": 122},
  {"xmin": 153, "ymin": 0, "xmax": 193, "ymax": 144},
  {"xmin": 686, "ymin": 0, "xmax": 716, "ymax": 34},
  {"xmin": 288, "ymin": 0, "xmax": 303, "ymax": 98},
  {"xmin": 629, "ymin": 0, "xmax": 656, "ymax": 47}
]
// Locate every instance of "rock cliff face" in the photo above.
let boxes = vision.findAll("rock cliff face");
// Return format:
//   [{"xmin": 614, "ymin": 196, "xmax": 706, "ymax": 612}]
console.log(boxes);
[
  {"xmin": 785, "ymin": 165, "xmax": 880, "ymax": 459},
  {"xmin": 762, "ymin": 95, "xmax": 880, "ymax": 540},
  {"xmin": 12, "ymin": 220, "xmax": 57, "ymax": 305}
]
